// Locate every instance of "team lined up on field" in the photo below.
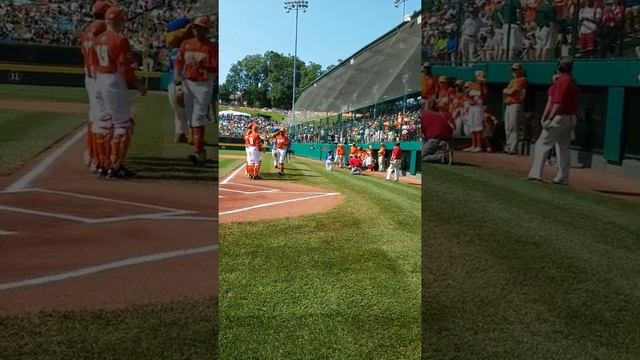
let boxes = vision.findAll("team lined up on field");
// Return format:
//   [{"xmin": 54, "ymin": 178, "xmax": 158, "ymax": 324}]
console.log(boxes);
[{"xmin": 80, "ymin": 1, "xmax": 216, "ymax": 178}]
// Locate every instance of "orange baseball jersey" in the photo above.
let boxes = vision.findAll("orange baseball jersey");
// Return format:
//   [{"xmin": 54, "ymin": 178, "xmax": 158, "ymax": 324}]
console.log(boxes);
[
  {"xmin": 504, "ymin": 76, "xmax": 528, "ymax": 104},
  {"xmin": 80, "ymin": 20, "xmax": 107, "ymax": 74},
  {"xmin": 175, "ymin": 38, "xmax": 218, "ymax": 82},
  {"xmin": 92, "ymin": 30, "xmax": 137, "ymax": 82},
  {"xmin": 349, "ymin": 145, "xmax": 357, "ymax": 155},
  {"xmin": 378, "ymin": 147, "xmax": 386, "ymax": 156},
  {"xmin": 247, "ymin": 132, "xmax": 262, "ymax": 149},
  {"xmin": 243, "ymin": 129, "xmax": 252, "ymax": 146},
  {"xmin": 274, "ymin": 134, "xmax": 289, "ymax": 149},
  {"xmin": 336, "ymin": 146, "xmax": 345, "ymax": 156}
]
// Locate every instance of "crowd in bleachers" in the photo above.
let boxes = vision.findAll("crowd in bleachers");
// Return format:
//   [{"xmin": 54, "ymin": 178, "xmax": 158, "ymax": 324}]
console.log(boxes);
[
  {"xmin": 293, "ymin": 109, "xmax": 421, "ymax": 144},
  {"xmin": 422, "ymin": 0, "xmax": 640, "ymax": 63},
  {"xmin": 219, "ymin": 114, "xmax": 280, "ymax": 138},
  {"xmin": 0, "ymin": 0, "xmax": 210, "ymax": 70}
]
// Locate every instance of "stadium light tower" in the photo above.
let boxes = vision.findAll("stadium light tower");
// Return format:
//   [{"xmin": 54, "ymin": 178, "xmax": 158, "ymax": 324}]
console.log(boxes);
[
  {"xmin": 284, "ymin": 0, "xmax": 308, "ymax": 129},
  {"xmin": 394, "ymin": 0, "xmax": 407, "ymax": 22}
]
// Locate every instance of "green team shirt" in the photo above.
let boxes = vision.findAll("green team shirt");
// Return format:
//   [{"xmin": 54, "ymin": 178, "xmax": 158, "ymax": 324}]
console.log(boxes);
[
  {"xmin": 536, "ymin": 1, "xmax": 556, "ymax": 28},
  {"xmin": 500, "ymin": 0, "xmax": 521, "ymax": 25}
]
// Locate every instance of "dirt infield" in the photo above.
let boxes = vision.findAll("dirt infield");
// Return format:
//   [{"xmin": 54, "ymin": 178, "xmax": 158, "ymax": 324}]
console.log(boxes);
[
  {"xmin": 452, "ymin": 151, "xmax": 640, "ymax": 202},
  {"xmin": 0, "ymin": 100, "xmax": 87, "ymax": 114},
  {"xmin": 0, "ymin": 128, "xmax": 217, "ymax": 313},
  {"xmin": 219, "ymin": 164, "xmax": 343, "ymax": 223}
]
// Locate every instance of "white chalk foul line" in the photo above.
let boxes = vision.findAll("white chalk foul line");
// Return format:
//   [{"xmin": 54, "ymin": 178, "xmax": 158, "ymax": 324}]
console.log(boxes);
[
  {"xmin": 0, "ymin": 230, "xmax": 16, "ymax": 236},
  {"xmin": 5, "ymin": 128, "xmax": 87, "ymax": 193},
  {"xmin": 0, "ymin": 244, "xmax": 219, "ymax": 292},
  {"xmin": 220, "ymin": 165, "xmax": 245, "ymax": 185},
  {"xmin": 220, "ymin": 192, "xmax": 340, "ymax": 216},
  {"xmin": 0, "ymin": 205, "xmax": 93, "ymax": 223},
  {"xmin": 31, "ymin": 188, "xmax": 193, "ymax": 213}
]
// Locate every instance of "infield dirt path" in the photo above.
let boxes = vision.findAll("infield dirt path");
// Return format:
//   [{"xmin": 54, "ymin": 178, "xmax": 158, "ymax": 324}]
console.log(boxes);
[
  {"xmin": 452, "ymin": 151, "xmax": 640, "ymax": 202},
  {"xmin": 218, "ymin": 158, "xmax": 343, "ymax": 223},
  {"xmin": 0, "ymin": 127, "xmax": 218, "ymax": 313}
]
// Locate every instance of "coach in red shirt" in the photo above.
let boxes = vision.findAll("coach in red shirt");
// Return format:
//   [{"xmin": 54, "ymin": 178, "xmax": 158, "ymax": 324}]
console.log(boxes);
[
  {"xmin": 422, "ymin": 105, "xmax": 455, "ymax": 163},
  {"xmin": 528, "ymin": 56, "xmax": 579, "ymax": 185},
  {"xmin": 348, "ymin": 155, "xmax": 363, "ymax": 175},
  {"xmin": 385, "ymin": 142, "xmax": 402, "ymax": 182}
]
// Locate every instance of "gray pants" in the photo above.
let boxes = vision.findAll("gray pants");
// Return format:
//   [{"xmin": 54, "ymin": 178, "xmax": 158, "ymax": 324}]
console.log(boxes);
[
  {"xmin": 528, "ymin": 115, "xmax": 577, "ymax": 184},
  {"xmin": 385, "ymin": 159, "xmax": 401, "ymax": 182},
  {"xmin": 460, "ymin": 35, "xmax": 477, "ymax": 65},
  {"xmin": 504, "ymin": 103, "xmax": 523, "ymax": 153},
  {"xmin": 422, "ymin": 139, "xmax": 449, "ymax": 163}
]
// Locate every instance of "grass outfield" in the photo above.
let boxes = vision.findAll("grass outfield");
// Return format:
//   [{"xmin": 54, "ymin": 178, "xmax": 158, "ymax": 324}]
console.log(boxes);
[
  {"xmin": 0, "ymin": 84, "xmax": 88, "ymax": 102},
  {"xmin": 0, "ymin": 86, "xmax": 218, "ymax": 359},
  {"xmin": 422, "ymin": 164, "xmax": 640, "ymax": 359},
  {"xmin": 219, "ymin": 153, "xmax": 421, "ymax": 358},
  {"xmin": 0, "ymin": 299, "xmax": 217, "ymax": 360},
  {"xmin": 0, "ymin": 110, "xmax": 85, "ymax": 175}
]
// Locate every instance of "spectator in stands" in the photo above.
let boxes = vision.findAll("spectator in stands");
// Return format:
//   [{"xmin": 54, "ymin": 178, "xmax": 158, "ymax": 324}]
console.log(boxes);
[
  {"xmin": 600, "ymin": 0, "xmax": 626, "ymax": 58},
  {"xmin": 579, "ymin": 0, "xmax": 603, "ymax": 57},
  {"xmin": 460, "ymin": 8, "xmax": 483, "ymax": 66},
  {"xmin": 535, "ymin": 0, "xmax": 557, "ymax": 60},
  {"xmin": 502, "ymin": 62, "xmax": 528, "ymax": 154},
  {"xmin": 499, "ymin": 0, "xmax": 524, "ymax": 60}
]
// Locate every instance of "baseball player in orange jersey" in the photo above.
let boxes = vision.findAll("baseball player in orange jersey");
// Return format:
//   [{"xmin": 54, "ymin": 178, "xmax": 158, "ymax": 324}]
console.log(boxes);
[
  {"xmin": 243, "ymin": 125, "xmax": 253, "ymax": 177},
  {"xmin": 80, "ymin": 0, "xmax": 111, "ymax": 172},
  {"xmin": 91, "ymin": 6, "xmax": 147, "ymax": 179},
  {"xmin": 174, "ymin": 16, "xmax": 217, "ymax": 166},
  {"xmin": 274, "ymin": 128, "xmax": 290, "ymax": 176},
  {"xmin": 246, "ymin": 125, "xmax": 263, "ymax": 180}
]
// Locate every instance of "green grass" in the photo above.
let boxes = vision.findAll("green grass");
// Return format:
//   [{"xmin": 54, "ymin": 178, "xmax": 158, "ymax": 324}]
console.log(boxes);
[
  {"xmin": 422, "ymin": 163, "xmax": 640, "ymax": 359},
  {"xmin": 0, "ymin": 84, "xmax": 88, "ymax": 103},
  {"xmin": 0, "ymin": 87, "xmax": 219, "ymax": 359},
  {"xmin": 0, "ymin": 298, "xmax": 218, "ymax": 360},
  {"xmin": 220, "ymin": 155, "xmax": 421, "ymax": 358},
  {"xmin": 125, "ymin": 93, "xmax": 218, "ymax": 185},
  {"xmin": 219, "ymin": 150, "xmax": 245, "ymax": 178},
  {"xmin": 0, "ymin": 110, "xmax": 85, "ymax": 175},
  {"xmin": 219, "ymin": 105, "xmax": 285, "ymax": 122}
]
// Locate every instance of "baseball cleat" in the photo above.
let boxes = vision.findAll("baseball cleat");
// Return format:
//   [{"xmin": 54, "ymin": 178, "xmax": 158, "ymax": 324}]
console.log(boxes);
[
  {"xmin": 115, "ymin": 166, "xmax": 136, "ymax": 178},
  {"xmin": 253, "ymin": 175, "xmax": 262, "ymax": 180},
  {"xmin": 188, "ymin": 151, "xmax": 206, "ymax": 166}
]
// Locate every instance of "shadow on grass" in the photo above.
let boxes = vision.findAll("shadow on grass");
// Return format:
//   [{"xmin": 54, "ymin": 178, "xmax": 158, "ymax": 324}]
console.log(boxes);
[{"xmin": 126, "ymin": 156, "xmax": 217, "ymax": 182}]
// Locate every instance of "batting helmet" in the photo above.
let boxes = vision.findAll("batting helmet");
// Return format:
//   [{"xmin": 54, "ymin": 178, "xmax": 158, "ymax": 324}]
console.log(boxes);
[
  {"xmin": 105, "ymin": 7, "xmax": 125, "ymax": 22},
  {"xmin": 92, "ymin": 1, "xmax": 112, "ymax": 18}
]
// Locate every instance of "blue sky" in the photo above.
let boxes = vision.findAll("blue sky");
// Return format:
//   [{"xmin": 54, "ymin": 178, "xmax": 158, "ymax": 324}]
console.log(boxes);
[{"xmin": 219, "ymin": 0, "xmax": 421, "ymax": 83}]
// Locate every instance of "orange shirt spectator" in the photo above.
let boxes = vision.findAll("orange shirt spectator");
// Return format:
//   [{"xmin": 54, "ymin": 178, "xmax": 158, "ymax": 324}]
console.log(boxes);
[{"xmin": 503, "ymin": 75, "xmax": 528, "ymax": 104}]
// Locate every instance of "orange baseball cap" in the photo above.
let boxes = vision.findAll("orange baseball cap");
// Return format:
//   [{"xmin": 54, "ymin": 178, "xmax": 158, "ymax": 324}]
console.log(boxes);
[
  {"xmin": 193, "ymin": 16, "xmax": 211, "ymax": 28},
  {"xmin": 92, "ymin": 1, "xmax": 112, "ymax": 18},
  {"xmin": 105, "ymin": 7, "xmax": 125, "ymax": 22}
]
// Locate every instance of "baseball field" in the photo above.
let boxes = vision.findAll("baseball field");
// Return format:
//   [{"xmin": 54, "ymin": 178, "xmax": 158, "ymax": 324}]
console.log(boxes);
[
  {"xmin": 218, "ymin": 149, "xmax": 421, "ymax": 358},
  {"xmin": 0, "ymin": 84, "xmax": 218, "ymax": 359},
  {"xmin": 422, "ymin": 161, "xmax": 640, "ymax": 359}
]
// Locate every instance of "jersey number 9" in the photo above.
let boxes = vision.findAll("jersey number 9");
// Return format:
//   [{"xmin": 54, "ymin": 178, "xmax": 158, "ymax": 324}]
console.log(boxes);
[{"xmin": 96, "ymin": 45, "xmax": 110, "ymax": 67}]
